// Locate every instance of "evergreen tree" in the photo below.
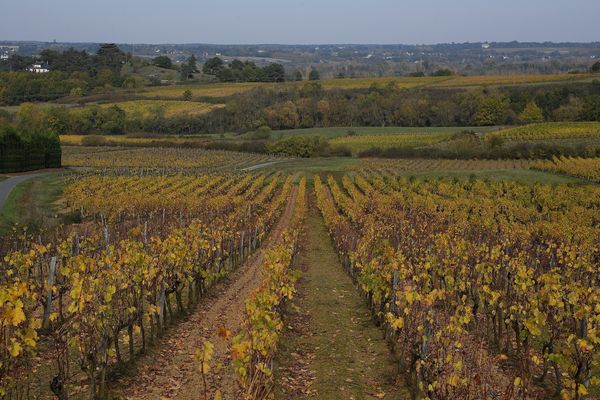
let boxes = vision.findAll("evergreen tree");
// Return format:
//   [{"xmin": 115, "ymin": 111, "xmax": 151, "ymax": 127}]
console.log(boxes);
[{"xmin": 309, "ymin": 68, "xmax": 320, "ymax": 81}]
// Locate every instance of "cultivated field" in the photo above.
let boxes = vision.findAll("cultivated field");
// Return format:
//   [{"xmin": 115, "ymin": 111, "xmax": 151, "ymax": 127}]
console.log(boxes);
[
  {"xmin": 533, "ymin": 156, "xmax": 600, "ymax": 182},
  {"xmin": 330, "ymin": 132, "xmax": 452, "ymax": 154},
  {"xmin": 488, "ymin": 122, "xmax": 600, "ymax": 141},
  {"xmin": 93, "ymin": 100, "xmax": 225, "ymax": 117},
  {"xmin": 273, "ymin": 126, "xmax": 500, "ymax": 139},
  {"xmin": 315, "ymin": 172, "xmax": 599, "ymax": 399},
  {"xmin": 429, "ymin": 72, "xmax": 600, "ymax": 87},
  {"xmin": 3, "ymin": 76, "xmax": 600, "ymax": 400},
  {"xmin": 132, "ymin": 72, "xmax": 600, "ymax": 100},
  {"xmin": 139, "ymin": 81, "xmax": 278, "ymax": 98},
  {"xmin": 1, "ymin": 147, "xmax": 598, "ymax": 400},
  {"xmin": 356, "ymin": 158, "xmax": 535, "ymax": 171},
  {"xmin": 60, "ymin": 134, "xmax": 214, "ymax": 147},
  {"xmin": 61, "ymin": 146, "xmax": 283, "ymax": 170}
]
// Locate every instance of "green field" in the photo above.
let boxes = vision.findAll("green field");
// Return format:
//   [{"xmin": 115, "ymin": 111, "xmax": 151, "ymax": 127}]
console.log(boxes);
[
  {"xmin": 271, "ymin": 126, "xmax": 500, "ymax": 139},
  {"xmin": 331, "ymin": 133, "xmax": 452, "ymax": 154}
]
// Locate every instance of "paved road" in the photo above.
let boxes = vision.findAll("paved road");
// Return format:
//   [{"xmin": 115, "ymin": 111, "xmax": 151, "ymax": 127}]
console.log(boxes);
[{"xmin": 0, "ymin": 172, "xmax": 52, "ymax": 211}]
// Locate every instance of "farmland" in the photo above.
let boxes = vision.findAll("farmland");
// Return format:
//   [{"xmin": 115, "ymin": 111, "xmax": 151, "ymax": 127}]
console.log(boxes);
[
  {"xmin": 488, "ymin": 122, "xmax": 600, "ymax": 141},
  {"xmin": 1, "ymin": 133, "xmax": 599, "ymax": 400},
  {"xmin": 60, "ymin": 134, "xmax": 215, "ymax": 147},
  {"xmin": 314, "ymin": 173, "xmax": 599, "ymax": 399},
  {"xmin": 2, "ymin": 50, "xmax": 600, "ymax": 400},
  {"xmin": 429, "ymin": 72, "xmax": 600, "ymax": 87},
  {"xmin": 139, "ymin": 81, "xmax": 278, "ymax": 98},
  {"xmin": 330, "ymin": 132, "xmax": 453, "ymax": 154},
  {"xmin": 4, "ymin": 0, "xmax": 600, "ymax": 394},
  {"xmin": 93, "ymin": 100, "xmax": 224, "ymax": 118},
  {"xmin": 533, "ymin": 156, "xmax": 600, "ymax": 182},
  {"xmin": 271, "ymin": 126, "xmax": 501, "ymax": 139},
  {"xmin": 134, "ymin": 73, "xmax": 600, "ymax": 100},
  {"xmin": 61, "ymin": 146, "xmax": 283, "ymax": 170}
]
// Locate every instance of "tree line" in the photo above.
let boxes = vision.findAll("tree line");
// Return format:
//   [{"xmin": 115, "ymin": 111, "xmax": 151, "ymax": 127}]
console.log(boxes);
[
  {"xmin": 202, "ymin": 57, "xmax": 286, "ymax": 82},
  {"xmin": 4, "ymin": 80, "xmax": 600, "ymax": 138}
]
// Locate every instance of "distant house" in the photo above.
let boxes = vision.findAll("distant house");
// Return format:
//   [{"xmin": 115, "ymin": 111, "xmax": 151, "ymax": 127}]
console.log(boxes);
[
  {"xmin": 0, "ymin": 53, "xmax": 8, "ymax": 60},
  {"xmin": 28, "ymin": 62, "xmax": 51, "ymax": 73},
  {"xmin": 482, "ymin": 43, "xmax": 491, "ymax": 49}
]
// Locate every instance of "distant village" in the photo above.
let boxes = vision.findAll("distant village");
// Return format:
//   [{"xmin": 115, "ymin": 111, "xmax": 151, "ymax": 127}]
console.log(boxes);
[{"xmin": 1, "ymin": 45, "xmax": 52, "ymax": 73}]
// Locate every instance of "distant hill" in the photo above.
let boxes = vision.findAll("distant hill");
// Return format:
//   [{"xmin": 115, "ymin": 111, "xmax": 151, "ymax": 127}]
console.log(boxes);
[{"xmin": 2, "ymin": 40, "xmax": 599, "ymax": 77}]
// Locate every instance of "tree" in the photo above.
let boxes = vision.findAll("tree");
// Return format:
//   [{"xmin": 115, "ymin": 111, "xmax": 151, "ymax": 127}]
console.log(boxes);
[
  {"xmin": 581, "ymin": 95, "xmax": 600, "ymax": 121},
  {"xmin": 262, "ymin": 63, "xmax": 285, "ymax": 82},
  {"xmin": 217, "ymin": 68, "xmax": 235, "ymax": 82},
  {"xmin": 294, "ymin": 70, "xmax": 303, "ymax": 81},
  {"xmin": 552, "ymin": 97, "xmax": 583, "ymax": 121},
  {"xmin": 188, "ymin": 55, "xmax": 198, "ymax": 72},
  {"xmin": 519, "ymin": 101, "xmax": 544, "ymax": 123},
  {"xmin": 590, "ymin": 61, "xmax": 600, "ymax": 73},
  {"xmin": 431, "ymin": 68, "xmax": 454, "ymax": 76},
  {"xmin": 474, "ymin": 96, "xmax": 508, "ymax": 126},
  {"xmin": 94, "ymin": 44, "xmax": 126, "ymax": 72},
  {"xmin": 203, "ymin": 57, "xmax": 224, "ymax": 75},
  {"xmin": 309, "ymin": 69, "xmax": 320, "ymax": 81},
  {"xmin": 153, "ymin": 56, "xmax": 173, "ymax": 69},
  {"xmin": 182, "ymin": 90, "xmax": 193, "ymax": 101},
  {"xmin": 265, "ymin": 101, "xmax": 299, "ymax": 129},
  {"xmin": 230, "ymin": 59, "xmax": 245, "ymax": 70}
]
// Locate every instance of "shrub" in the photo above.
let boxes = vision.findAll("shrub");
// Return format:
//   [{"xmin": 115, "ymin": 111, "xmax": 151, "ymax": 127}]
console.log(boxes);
[{"xmin": 266, "ymin": 136, "xmax": 327, "ymax": 157}]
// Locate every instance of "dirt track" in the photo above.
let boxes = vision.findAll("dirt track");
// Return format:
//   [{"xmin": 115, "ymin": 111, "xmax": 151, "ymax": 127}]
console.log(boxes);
[{"xmin": 117, "ymin": 186, "xmax": 298, "ymax": 400}]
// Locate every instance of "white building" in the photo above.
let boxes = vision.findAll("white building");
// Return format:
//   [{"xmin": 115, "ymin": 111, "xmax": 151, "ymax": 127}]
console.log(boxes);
[{"xmin": 28, "ymin": 62, "xmax": 51, "ymax": 73}]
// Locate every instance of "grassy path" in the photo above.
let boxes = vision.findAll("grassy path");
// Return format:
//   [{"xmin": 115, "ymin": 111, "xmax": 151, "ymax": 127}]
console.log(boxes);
[{"xmin": 275, "ymin": 196, "xmax": 411, "ymax": 400}]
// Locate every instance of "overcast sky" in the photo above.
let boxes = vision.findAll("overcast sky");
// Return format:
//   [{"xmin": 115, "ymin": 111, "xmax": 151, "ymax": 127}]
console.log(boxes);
[{"xmin": 2, "ymin": 0, "xmax": 599, "ymax": 44}]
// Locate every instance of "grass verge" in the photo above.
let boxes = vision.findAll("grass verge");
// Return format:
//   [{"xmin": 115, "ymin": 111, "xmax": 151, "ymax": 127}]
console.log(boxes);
[{"xmin": 0, "ymin": 175, "xmax": 68, "ymax": 236}]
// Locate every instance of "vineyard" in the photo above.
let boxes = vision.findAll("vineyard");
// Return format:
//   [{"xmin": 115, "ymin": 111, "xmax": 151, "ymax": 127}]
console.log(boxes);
[
  {"xmin": 3, "ymin": 2, "xmax": 600, "ymax": 398},
  {"xmin": 0, "ymin": 169, "xmax": 307, "ymax": 398},
  {"xmin": 487, "ymin": 122, "xmax": 600, "ymax": 142},
  {"xmin": 60, "ymin": 135, "xmax": 214, "ymax": 147},
  {"xmin": 314, "ymin": 173, "xmax": 600, "ymax": 399},
  {"xmin": 0, "ymin": 146, "xmax": 599, "ymax": 399},
  {"xmin": 61, "ymin": 147, "xmax": 282, "ymax": 170},
  {"xmin": 355, "ymin": 158, "xmax": 535, "ymax": 172},
  {"xmin": 533, "ymin": 156, "xmax": 600, "ymax": 182}
]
